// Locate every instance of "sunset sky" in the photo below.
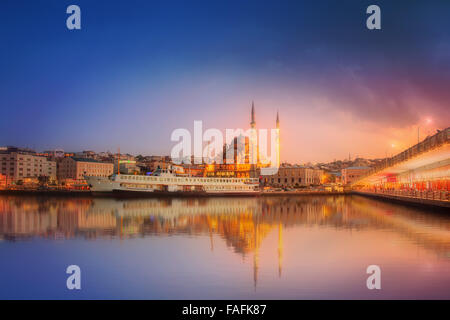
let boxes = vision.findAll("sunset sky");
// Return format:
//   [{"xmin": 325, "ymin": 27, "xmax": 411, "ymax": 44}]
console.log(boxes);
[{"xmin": 1, "ymin": 0, "xmax": 449, "ymax": 163}]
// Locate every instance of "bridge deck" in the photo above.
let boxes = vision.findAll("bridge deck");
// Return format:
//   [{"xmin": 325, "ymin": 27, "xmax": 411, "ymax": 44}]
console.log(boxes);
[{"xmin": 352, "ymin": 127, "xmax": 450, "ymax": 186}]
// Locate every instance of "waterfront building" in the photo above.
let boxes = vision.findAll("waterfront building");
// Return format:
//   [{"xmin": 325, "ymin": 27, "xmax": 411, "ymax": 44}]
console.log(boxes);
[
  {"xmin": 0, "ymin": 146, "xmax": 57, "ymax": 183},
  {"xmin": 341, "ymin": 166, "xmax": 371, "ymax": 185},
  {"xmin": 264, "ymin": 166, "xmax": 324, "ymax": 188},
  {"xmin": 57, "ymin": 157, "xmax": 114, "ymax": 181},
  {"xmin": 0, "ymin": 174, "xmax": 5, "ymax": 188}
]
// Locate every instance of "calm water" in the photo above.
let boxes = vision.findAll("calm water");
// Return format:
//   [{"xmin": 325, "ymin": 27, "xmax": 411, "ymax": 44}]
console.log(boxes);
[{"xmin": 0, "ymin": 194, "xmax": 449, "ymax": 299}]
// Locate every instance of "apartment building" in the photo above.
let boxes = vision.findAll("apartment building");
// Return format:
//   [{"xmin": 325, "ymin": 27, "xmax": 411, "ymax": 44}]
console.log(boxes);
[
  {"xmin": 58, "ymin": 157, "xmax": 114, "ymax": 181},
  {"xmin": 0, "ymin": 147, "xmax": 57, "ymax": 182}
]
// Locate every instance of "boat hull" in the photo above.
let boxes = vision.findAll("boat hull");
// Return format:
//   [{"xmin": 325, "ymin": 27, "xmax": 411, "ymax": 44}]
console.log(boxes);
[
  {"xmin": 85, "ymin": 174, "xmax": 261, "ymax": 197},
  {"xmin": 85, "ymin": 176, "xmax": 119, "ymax": 192}
]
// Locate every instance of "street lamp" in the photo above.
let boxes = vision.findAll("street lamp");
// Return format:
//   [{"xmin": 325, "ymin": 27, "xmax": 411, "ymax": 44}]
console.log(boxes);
[
  {"xmin": 390, "ymin": 143, "xmax": 396, "ymax": 157},
  {"xmin": 417, "ymin": 118, "xmax": 433, "ymax": 144}
]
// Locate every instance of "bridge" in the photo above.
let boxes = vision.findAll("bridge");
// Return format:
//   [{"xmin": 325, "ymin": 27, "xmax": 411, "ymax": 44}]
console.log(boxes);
[{"xmin": 351, "ymin": 127, "xmax": 450, "ymax": 208}]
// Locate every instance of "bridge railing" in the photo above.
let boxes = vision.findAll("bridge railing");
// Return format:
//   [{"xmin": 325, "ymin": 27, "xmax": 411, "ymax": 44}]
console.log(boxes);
[
  {"xmin": 352, "ymin": 127, "xmax": 450, "ymax": 186},
  {"xmin": 357, "ymin": 189, "xmax": 449, "ymax": 202}
]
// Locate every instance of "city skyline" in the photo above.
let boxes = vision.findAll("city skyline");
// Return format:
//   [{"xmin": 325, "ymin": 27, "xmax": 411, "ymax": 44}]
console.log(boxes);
[
  {"xmin": 1, "ymin": 103, "xmax": 442, "ymax": 165},
  {"xmin": 1, "ymin": 1, "xmax": 449, "ymax": 163}
]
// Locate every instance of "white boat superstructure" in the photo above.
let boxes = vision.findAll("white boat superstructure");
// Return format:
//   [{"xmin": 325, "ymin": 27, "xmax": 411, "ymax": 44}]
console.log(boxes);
[{"xmin": 85, "ymin": 167, "xmax": 260, "ymax": 195}]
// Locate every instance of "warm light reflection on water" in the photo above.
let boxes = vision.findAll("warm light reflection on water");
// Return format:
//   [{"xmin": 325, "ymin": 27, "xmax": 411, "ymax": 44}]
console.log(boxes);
[{"xmin": 0, "ymin": 195, "xmax": 449, "ymax": 299}]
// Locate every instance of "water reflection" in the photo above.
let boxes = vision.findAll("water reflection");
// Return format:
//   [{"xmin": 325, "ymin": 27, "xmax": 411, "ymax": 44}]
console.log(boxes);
[
  {"xmin": 0, "ymin": 196, "xmax": 450, "ymax": 299},
  {"xmin": 1, "ymin": 196, "xmax": 449, "ymax": 251}
]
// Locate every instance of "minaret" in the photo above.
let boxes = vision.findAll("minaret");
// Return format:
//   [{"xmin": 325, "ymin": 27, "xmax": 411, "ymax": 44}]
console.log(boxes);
[
  {"xmin": 251, "ymin": 101, "xmax": 256, "ymax": 129},
  {"xmin": 275, "ymin": 111, "xmax": 280, "ymax": 168},
  {"xmin": 249, "ymin": 101, "xmax": 258, "ymax": 167},
  {"xmin": 276, "ymin": 111, "xmax": 280, "ymax": 129}
]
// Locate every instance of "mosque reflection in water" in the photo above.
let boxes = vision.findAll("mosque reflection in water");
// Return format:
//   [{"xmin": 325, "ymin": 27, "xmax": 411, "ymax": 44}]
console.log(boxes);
[{"xmin": 1, "ymin": 195, "xmax": 449, "ymax": 289}]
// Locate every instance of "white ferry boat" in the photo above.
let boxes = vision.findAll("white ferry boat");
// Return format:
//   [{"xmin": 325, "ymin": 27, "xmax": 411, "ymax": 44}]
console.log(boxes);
[{"xmin": 85, "ymin": 167, "xmax": 260, "ymax": 196}]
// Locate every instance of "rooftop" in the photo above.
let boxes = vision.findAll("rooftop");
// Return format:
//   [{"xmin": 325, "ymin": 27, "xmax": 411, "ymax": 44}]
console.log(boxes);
[{"xmin": 71, "ymin": 157, "xmax": 110, "ymax": 163}]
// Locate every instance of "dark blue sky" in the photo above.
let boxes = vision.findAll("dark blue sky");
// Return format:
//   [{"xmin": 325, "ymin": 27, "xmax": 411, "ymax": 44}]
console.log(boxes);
[{"xmin": 1, "ymin": 0, "xmax": 449, "ymax": 162}]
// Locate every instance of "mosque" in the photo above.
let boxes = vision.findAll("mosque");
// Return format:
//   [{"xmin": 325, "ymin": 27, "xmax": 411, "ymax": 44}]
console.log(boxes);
[{"xmin": 205, "ymin": 101, "xmax": 280, "ymax": 178}]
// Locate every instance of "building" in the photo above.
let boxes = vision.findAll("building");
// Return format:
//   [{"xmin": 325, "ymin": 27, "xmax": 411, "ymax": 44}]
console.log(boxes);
[
  {"xmin": 328, "ymin": 171, "xmax": 342, "ymax": 184},
  {"xmin": 75, "ymin": 150, "xmax": 97, "ymax": 159},
  {"xmin": 0, "ymin": 174, "xmax": 6, "ymax": 188},
  {"xmin": 0, "ymin": 147, "xmax": 57, "ymax": 183},
  {"xmin": 114, "ymin": 160, "xmax": 139, "ymax": 175},
  {"xmin": 341, "ymin": 166, "xmax": 371, "ymax": 185},
  {"xmin": 264, "ymin": 166, "xmax": 324, "ymax": 188},
  {"xmin": 58, "ymin": 157, "xmax": 114, "ymax": 181},
  {"xmin": 180, "ymin": 164, "xmax": 205, "ymax": 177},
  {"xmin": 206, "ymin": 135, "xmax": 254, "ymax": 178},
  {"xmin": 41, "ymin": 149, "xmax": 65, "ymax": 159},
  {"xmin": 146, "ymin": 159, "xmax": 170, "ymax": 173}
]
